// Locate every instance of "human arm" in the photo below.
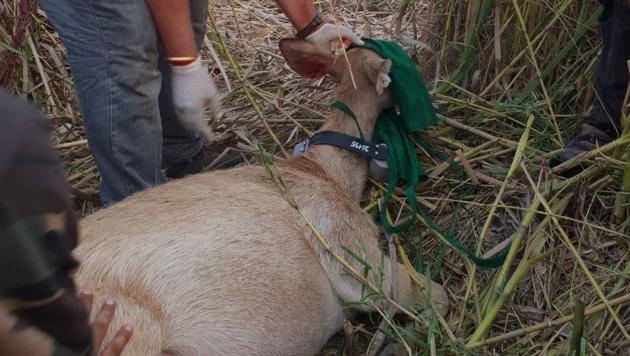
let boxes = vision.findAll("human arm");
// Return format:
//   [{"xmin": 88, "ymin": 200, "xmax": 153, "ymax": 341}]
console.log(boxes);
[
  {"xmin": 275, "ymin": 0, "xmax": 318, "ymax": 30},
  {"xmin": 145, "ymin": 0, "xmax": 197, "ymax": 61},
  {"xmin": 275, "ymin": 0, "xmax": 364, "ymax": 51},
  {"xmin": 145, "ymin": 0, "xmax": 218, "ymax": 141}
]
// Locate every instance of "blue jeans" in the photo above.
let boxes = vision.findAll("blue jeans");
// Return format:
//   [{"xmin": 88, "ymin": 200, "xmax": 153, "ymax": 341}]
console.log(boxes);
[{"xmin": 39, "ymin": 0, "xmax": 208, "ymax": 205}]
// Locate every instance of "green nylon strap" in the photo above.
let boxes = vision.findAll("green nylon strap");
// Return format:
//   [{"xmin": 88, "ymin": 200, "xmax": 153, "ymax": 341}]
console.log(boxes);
[
  {"xmin": 331, "ymin": 100, "xmax": 366, "ymax": 142},
  {"xmin": 373, "ymin": 109, "xmax": 422, "ymax": 233},
  {"xmin": 342, "ymin": 38, "xmax": 509, "ymax": 269},
  {"xmin": 373, "ymin": 110, "xmax": 509, "ymax": 269},
  {"xmin": 417, "ymin": 209, "xmax": 509, "ymax": 268}
]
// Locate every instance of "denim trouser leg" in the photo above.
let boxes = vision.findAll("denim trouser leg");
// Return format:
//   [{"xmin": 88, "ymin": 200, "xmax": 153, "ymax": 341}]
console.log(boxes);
[
  {"xmin": 588, "ymin": 0, "xmax": 630, "ymax": 137},
  {"xmin": 40, "ymin": 0, "xmax": 209, "ymax": 205},
  {"xmin": 159, "ymin": 0, "xmax": 208, "ymax": 166},
  {"xmin": 39, "ymin": 0, "xmax": 165, "ymax": 205}
]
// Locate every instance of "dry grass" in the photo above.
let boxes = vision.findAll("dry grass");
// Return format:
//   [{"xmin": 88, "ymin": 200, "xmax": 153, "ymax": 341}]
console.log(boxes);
[{"xmin": 1, "ymin": 0, "xmax": 629, "ymax": 354}]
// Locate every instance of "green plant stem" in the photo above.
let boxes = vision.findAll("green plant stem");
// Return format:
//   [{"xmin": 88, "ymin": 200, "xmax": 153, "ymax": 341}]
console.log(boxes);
[
  {"xmin": 568, "ymin": 300, "xmax": 585, "ymax": 356},
  {"xmin": 552, "ymin": 135, "xmax": 630, "ymax": 175},
  {"xmin": 471, "ymin": 194, "xmax": 572, "ymax": 342},
  {"xmin": 471, "ymin": 166, "xmax": 601, "ymax": 342},
  {"xmin": 436, "ymin": 0, "xmax": 495, "ymax": 94},
  {"xmin": 466, "ymin": 294, "xmax": 630, "ymax": 350},
  {"xmin": 480, "ymin": 196, "xmax": 542, "ymax": 314},
  {"xmin": 460, "ymin": 115, "xmax": 532, "ymax": 328},
  {"xmin": 520, "ymin": 162, "xmax": 630, "ymax": 343},
  {"xmin": 207, "ymin": 12, "xmax": 288, "ymax": 157},
  {"xmin": 593, "ymin": 258, "xmax": 630, "ymax": 348},
  {"xmin": 616, "ymin": 157, "xmax": 630, "ymax": 222},
  {"xmin": 514, "ymin": 7, "xmax": 602, "ymax": 104},
  {"xmin": 511, "ymin": 0, "xmax": 562, "ymax": 145}
]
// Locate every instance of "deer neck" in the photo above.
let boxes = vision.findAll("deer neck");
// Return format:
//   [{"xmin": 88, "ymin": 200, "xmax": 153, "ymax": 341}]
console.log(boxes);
[{"xmin": 305, "ymin": 89, "xmax": 382, "ymax": 202}]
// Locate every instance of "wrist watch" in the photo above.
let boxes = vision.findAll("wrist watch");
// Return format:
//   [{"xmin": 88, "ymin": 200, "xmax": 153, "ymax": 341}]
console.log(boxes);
[{"xmin": 296, "ymin": 14, "xmax": 325, "ymax": 39}]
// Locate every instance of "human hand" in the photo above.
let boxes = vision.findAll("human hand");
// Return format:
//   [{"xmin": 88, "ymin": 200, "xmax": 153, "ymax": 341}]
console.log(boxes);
[
  {"xmin": 171, "ymin": 57, "xmax": 219, "ymax": 142},
  {"xmin": 80, "ymin": 292, "xmax": 133, "ymax": 356},
  {"xmin": 305, "ymin": 23, "xmax": 364, "ymax": 52}
]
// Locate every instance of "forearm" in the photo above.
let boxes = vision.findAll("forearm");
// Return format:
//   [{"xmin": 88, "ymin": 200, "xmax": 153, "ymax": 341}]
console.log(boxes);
[
  {"xmin": 146, "ymin": 0, "xmax": 197, "ymax": 58},
  {"xmin": 275, "ymin": 0, "xmax": 318, "ymax": 30}
]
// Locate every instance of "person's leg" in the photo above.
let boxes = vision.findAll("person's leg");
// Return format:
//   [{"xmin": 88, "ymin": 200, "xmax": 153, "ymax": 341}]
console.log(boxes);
[
  {"xmin": 39, "ymin": 0, "xmax": 165, "ymax": 205},
  {"xmin": 587, "ymin": 0, "xmax": 630, "ymax": 137},
  {"xmin": 159, "ymin": 0, "xmax": 209, "ymax": 171},
  {"xmin": 550, "ymin": 0, "xmax": 630, "ymax": 175}
]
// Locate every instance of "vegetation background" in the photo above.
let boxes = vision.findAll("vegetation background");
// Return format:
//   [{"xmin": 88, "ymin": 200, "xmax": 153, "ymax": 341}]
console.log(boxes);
[{"xmin": 1, "ymin": 0, "xmax": 628, "ymax": 354}]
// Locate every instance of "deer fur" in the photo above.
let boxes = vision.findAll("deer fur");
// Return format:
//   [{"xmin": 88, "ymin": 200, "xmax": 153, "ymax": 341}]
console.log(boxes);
[{"xmin": 74, "ymin": 39, "xmax": 450, "ymax": 356}]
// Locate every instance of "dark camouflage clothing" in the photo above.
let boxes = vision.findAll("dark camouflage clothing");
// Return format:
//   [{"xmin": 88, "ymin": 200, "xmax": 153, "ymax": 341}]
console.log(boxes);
[{"xmin": 0, "ymin": 89, "xmax": 92, "ymax": 355}]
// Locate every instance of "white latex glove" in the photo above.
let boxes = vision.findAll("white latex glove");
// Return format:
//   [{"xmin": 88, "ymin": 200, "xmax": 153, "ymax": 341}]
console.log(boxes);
[
  {"xmin": 305, "ymin": 23, "xmax": 365, "ymax": 52},
  {"xmin": 171, "ymin": 57, "xmax": 219, "ymax": 142}
]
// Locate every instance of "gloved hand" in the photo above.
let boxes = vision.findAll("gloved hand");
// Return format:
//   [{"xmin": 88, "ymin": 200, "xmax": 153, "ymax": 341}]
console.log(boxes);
[
  {"xmin": 305, "ymin": 23, "xmax": 364, "ymax": 52},
  {"xmin": 171, "ymin": 57, "xmax": 219, "ymax": 142}
]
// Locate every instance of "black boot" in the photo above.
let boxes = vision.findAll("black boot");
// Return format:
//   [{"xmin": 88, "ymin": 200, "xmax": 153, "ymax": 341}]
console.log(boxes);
[
  {"xmin": 549, "ymin": 122, "xmax": 616, "ymax": 177},
  {"xmin": 164, "ymin": 148, "xmax": 213, "ymax": 179},
  {"xmin": 164, "ymin": 145, "xmax": 243, "ymax": 179}
]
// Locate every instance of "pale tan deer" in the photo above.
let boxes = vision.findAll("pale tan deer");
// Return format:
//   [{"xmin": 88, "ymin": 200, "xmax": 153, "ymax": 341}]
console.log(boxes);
[{"xmin": 74, "ymin": 39, "xmax": 450, "ymax": 356}]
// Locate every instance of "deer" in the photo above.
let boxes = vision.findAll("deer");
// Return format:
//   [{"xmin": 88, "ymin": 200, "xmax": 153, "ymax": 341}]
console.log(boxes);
[{"xmin": 73, "ymin": 38, "xmax": 450, "ymax": 356}]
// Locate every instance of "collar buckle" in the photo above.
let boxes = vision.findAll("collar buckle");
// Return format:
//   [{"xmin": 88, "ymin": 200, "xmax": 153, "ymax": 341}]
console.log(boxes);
[{"xmin": 292, "ymin": 139, "xmax": 310, "ymax": 156}]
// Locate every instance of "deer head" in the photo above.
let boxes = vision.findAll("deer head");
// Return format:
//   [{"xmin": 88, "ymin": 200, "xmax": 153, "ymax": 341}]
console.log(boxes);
[{"xmin": 279, "ymin": 39, "xmax": 393, "ymax": 140}]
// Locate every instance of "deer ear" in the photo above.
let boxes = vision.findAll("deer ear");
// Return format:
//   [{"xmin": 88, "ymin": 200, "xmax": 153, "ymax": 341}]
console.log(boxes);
[
  {"xmin": 364, "ymin": 58, "xmax": 392, "ymax": 95},
  {"xmin": 279, "ymin": 38, "xmax": 336, "ymax": 79}
]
